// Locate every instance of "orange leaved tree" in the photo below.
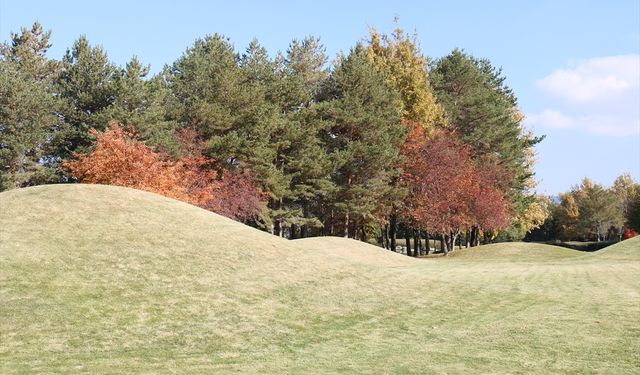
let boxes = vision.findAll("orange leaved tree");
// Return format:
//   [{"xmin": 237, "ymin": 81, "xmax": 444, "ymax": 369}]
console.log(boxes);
[
  {"xmin": 64, "ymin": 124, "xmax": 189, "ymax": 200},
  {"xmin": 64, "ymin": 123, "xmax": 263, "ymax": 221}
]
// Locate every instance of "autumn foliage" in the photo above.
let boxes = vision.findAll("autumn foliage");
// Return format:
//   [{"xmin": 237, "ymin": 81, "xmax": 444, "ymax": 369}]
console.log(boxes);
[
  {"xmin": 401, "ymin": 125, "xmax": 511, "ymax": 249},
  {"xmin": 622, "ymin": 227, "xmax": 638, "ymax": 240},
  {"xmin": 64, "ymin": 124, "xmax": 262, "ymax": 221}
]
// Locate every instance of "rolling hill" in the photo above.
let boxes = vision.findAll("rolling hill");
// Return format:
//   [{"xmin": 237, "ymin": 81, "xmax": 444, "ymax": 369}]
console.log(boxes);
[{"xmin": 1, "ymin": 184, "xmax": 638, "ymax": 373}]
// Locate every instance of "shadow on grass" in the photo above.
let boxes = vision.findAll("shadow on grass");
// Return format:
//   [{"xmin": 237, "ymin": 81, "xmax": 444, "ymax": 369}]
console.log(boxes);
[{"xmin": 536, "ymin": 240, "xmax": 618, "ymax": 252}]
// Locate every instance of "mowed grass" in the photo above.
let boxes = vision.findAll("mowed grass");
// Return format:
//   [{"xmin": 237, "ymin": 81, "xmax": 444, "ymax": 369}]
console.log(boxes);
[{"xmin": 1, "ymin": 185, "xmax": 639, "ymax": 374}]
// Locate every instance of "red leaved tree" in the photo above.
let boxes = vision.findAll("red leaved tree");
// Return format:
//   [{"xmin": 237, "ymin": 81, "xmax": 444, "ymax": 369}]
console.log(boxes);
[
  {"xmin": 622, "ymin": 227, "xmax": 639, "ymax": 240},
  {"xmin": 174, "ymin": 127, "xmax": 263, "ymax": 222},
  {"xmin": 402, "ymin": 127, "xmax": 476, "ymax": 254},
  {"xmin": 401, "ymin": 125, "xmax": 511, "ymax": 254}
]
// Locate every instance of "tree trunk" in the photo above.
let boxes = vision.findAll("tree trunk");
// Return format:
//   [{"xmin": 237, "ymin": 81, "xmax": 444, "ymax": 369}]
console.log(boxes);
[
  {"xmin": 405, "ymin": 229, "xmax": 412, "ymax": 256},
  {"xmin": 329, "ymin": 209, "xmax": 335, "ymax": 236},
  {"xmin": 300, "ymin": 201, "xmax": 309, "ymax": 238},
  {"xmin": 353, "ymin": 219, "xmax": 359, "ymax": 240},
  {"xmin": 383, "ymin": 224, "xmax": 390, "ymax": 249},
  {"xmin": 425, "ymin": 231, "xmax": 430, "ymax": 255},
  {"xmin": 343, "ymin": 210, "xmax": 349, "ymax": 238},
  {"xmin": 389, "ymin": 214, "xmax": 397, "ymax": 252},
  {"xmin": 290, "ymin": 224, "xmax": 297, "ymax": 239},
  {"xmin": 272, "ymin": 198, "xmax": 280, "ymax": 237},
  {"xmin": 445, "ymin": 231, "xmax": 456, "ymax": 253},
  {"xmin": 471, "ymin": 227, "xmax": 477, "ymax": 247},
  {"xmin": 465, "ymin": 229, "xmax": 470, "ymax": 248},
  {"xmin": 360, "ymin": 224, "xmax": 367, "ymax": 243},
  {"xmin": 471, "ymin": 226, "xmax": 480, "ymax": 247},
  {"xmin": 414, "ymin": 229, "xmax": 421, "ymax": 257},
  {"xmin": 442, "ymin": 233, "xmax": 448, "ymax": 256},
  {"xmin": 353, "ymin": 220, "xmax": 359, "ymax": 240}
]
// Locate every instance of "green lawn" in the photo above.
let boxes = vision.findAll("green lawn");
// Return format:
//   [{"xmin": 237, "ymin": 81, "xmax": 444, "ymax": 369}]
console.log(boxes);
[{"xmin": 1, "ymin": 184, "xmax": 639, "ymax": 373}]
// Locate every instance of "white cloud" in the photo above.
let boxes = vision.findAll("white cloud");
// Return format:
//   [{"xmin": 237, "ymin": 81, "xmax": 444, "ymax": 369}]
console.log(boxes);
[
  {"xmin": 525, "ymin": 110, "xmax": 640, "ymax": 137},
  {"xmin": 530, "ymin": 54, "xmax": 640, "ymax": 137},
  {"xmin": 536, "ymin": 54, "xmax": 640, "ymax": 103}
]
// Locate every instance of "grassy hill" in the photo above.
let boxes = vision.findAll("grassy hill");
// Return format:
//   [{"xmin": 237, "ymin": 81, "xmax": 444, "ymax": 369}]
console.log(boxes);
[{"xmin": 1, "ymin": 185, "xmax": 639, "ymax": 374}]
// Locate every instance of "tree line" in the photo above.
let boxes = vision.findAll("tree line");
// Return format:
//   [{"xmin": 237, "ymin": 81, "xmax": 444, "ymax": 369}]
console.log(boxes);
[
  {"xmin": 2, "ymin": 22, "xmax": 550, "ymax": 254},
  {"xmin": 527, "ymin": 175, "xmax": 640, "ymax": 243}
]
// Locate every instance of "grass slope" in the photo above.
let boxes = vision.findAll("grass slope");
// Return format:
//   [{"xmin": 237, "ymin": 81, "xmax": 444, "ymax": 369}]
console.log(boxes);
[
  {"xmin": 446, "ymin": 241, "xmax": 583, "ymax": 261},
  {"xmin": 294, "ymin": 237, "xmax": 415, "ymax": 266},
  {"xmin": 1, "ymin": 185, "xmax": 639, "ymax": 374}
]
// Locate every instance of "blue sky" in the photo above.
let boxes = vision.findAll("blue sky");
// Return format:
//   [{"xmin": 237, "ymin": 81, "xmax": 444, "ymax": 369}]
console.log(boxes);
[{"xmin": 1, "ymin": 0, "xmax": 639, "ymax": 195}]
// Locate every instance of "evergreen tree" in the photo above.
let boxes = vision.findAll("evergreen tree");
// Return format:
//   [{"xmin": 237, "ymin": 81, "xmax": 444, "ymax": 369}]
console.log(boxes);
[
  {"xmin": 279, "ymin": 36, "xmax": 328, "ymax": 111},
  {"xmin": 0, "ymin": 22, "xmax": 63, "ymax": 189},
  {"xmin": 168, "ymin": 35, "xmax": 285, "ymax": 229},
  {"xmin": 319, "ymin": 45, "xmax": 406, "ymax": 238},
  {"xmin": 56, "ymin": 36, "xmax": 121, "ymax": 157},
  {"xmin": 102, "ymin": 57, "xmax": 179, "ymax": 153},
  {"xmin": 277, "ymin": 37, "xmax": 333, "ymax": 237}
]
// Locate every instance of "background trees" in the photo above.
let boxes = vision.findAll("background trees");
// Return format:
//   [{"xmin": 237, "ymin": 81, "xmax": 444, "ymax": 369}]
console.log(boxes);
[
  {"xmin": 527, "ymin": 174, "xmax": 640, "ymax": 242},
  {"xmin": 3, "ymin": 22, "xmax": 637, "ymax": 251}
]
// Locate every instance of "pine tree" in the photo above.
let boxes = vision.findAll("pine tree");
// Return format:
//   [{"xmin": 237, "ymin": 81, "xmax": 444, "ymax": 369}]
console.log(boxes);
[
  {"xmin": 168, "ymin": 35, "xmax": 285, "ymax": 230},
  {"xmin": 319, "ymin": 45, "xmax": 406, "ymax": 238},
  {"xmin": 0, "ymin": 22, "xmax": 63, "ymax": 189},
  {"xmin": 102, "ymin": 57, "xmax": 179, "ymax": 153},
  {"xmin": 56, "ymin": 36, "xmax": 121, "ymax": 157},
  {"xmin": 276, "ymin": 37, "xmax": 333, "ymax": 238}
]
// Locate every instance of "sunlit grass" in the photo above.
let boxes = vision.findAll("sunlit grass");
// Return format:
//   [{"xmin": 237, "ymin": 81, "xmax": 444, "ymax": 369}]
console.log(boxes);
[{"xmin": 1, "ymin": 185, "xmax": 638, "ymax": 373}]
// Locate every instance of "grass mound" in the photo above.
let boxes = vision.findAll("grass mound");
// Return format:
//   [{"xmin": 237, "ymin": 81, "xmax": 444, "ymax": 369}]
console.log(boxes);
[
  {"xmin": 447, "ymin": 241, "xmax": 583, "ymax": 262},
  {"xmin": 589, "ymin": 236, "xmax": 640, "ymax": 260},
  {"xmin": 1, "ymin": 184, "xmax": 639, "ymax": 374},
  {"xmin": 293, "ymin": 236, "xmax": 415, "ymax": 266}
]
